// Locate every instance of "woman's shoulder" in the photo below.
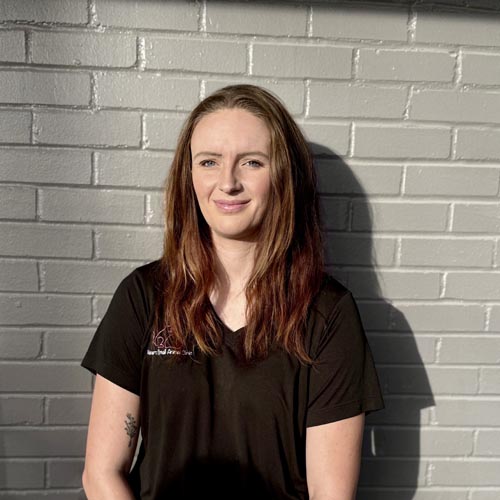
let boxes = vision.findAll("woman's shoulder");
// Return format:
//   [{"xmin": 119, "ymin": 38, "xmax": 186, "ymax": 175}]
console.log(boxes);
[{"xmin": 309, "ymin": 272, "xmax": 354, "ymax": 322}]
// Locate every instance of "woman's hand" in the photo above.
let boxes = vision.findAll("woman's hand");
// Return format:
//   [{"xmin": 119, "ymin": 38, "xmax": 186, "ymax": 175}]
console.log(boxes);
[
  {"xmin": 82, "ymin": 374, "xmax": 140, "ymax": 499},
  {"xmin": 306, "ymin": 413, "xmax": 365, "ymax": 500}
]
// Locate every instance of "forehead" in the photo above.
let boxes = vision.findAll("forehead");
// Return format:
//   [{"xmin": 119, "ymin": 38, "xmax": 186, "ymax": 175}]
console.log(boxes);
[{"xmin": 190, "ymin": 108, "xmax": 270, "ymax": 152}]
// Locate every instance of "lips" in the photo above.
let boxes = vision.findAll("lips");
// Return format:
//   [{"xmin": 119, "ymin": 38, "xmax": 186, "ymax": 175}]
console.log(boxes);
[{"xmin": 214, "ymin": 199, "xmax": 250, "ymax": 212}]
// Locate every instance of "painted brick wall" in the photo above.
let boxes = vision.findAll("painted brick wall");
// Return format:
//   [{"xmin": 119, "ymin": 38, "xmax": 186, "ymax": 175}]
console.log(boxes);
[{"xmin": 1, "ymin": 1, "xmax": 499, "ymax": 498}]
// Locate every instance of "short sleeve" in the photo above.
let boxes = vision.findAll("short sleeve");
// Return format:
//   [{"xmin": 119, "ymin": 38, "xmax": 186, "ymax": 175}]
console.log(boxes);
[
  {"xmin": 81, "ymin": 269, "xmax": 150, "ymax": 396},
  {"xmin": 306, "ymin": 291, "xmax": 384, "ymax": 427}
]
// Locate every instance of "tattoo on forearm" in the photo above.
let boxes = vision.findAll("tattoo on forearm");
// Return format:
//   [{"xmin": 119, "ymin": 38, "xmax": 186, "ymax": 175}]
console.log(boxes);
[{"xmin": 124, "ymin": 413, "xmax": 137, "ymax": 448}]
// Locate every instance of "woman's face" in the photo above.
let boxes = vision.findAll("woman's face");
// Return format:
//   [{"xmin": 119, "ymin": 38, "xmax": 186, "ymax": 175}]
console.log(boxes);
[{"xmin": 190, "ymin": 108, "xmax": 272, "ymax": 244}]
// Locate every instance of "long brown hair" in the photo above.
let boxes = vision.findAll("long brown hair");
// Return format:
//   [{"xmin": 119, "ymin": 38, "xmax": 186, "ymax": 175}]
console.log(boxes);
[{"xmin": 151, "ymin": 84, "xmax": 324, "ymax": 364}]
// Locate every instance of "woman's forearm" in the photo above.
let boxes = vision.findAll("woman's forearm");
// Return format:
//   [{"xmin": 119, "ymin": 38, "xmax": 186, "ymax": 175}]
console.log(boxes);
[{"xmin": 82, "ymin": 469, "xmax": 135, "ymax": 500}]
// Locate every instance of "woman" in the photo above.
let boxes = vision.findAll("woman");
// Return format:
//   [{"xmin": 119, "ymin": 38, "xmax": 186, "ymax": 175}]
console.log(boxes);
[{"xmin": 81, "ymin": 84, "xmax": 384, "ymax": 499}]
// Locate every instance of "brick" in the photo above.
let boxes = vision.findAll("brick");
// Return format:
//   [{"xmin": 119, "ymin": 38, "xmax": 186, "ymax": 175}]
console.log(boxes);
[
  {"xmin": 47, "ymin": 459, "xmax": 85, "ymax": 487},
  {"xmin": 358, "ymin": 490, "xmax": 467, "ymax": 500},
  {"xmin": 0, "ymin": 260, "xmax": 38, "ymax": 291},
  {"xmin": 0, "ymin": 331, "xmax": 41, "ymax": 358},
  {"xmin": 411, "ymin": 89, "xmax": 500, "ymax": 125},
  {"xmin": 368, "ymin": 334, "xmax": 436, "ymax": 364},
  {"xmin": 480, "ymin": 368, "xmax": 500, "ymax": 394},
  {"xmin": 34, "ymin": 110, "xmax": 140, "ymax": 147},
  {"xmin": 352, "ymin": 201, "xmax": 447, "ymax": 232},
  {"xmin": 0, "ymin": 110, "xmax": 30, "ymax": 143},
  {"xmin": 0, "ymin": 461, "xmax": 44, "ymax": 488},
  {"xmin": 416, "ymin": 11, "xmax": 500, "ymax": 46},
  {"xmin": 354, "ymin": 125, "xmax": 451, "ymax": 159},
  {"xmin": 463, "ymin": 52, "xmax": 500, "ymax": 85},
  {"xmin": 392, "ymin": 303, "xmax": 485, "ymax": 332},
  {"xmin": 400, "ymin": 238, "xmax": 494, "ymax": 267},
  {"xmin": 43, "ymin": 261, "xmax": 137, "ymax": 293},
  {"xmin": 95, "ymin": 295, "xmax": 112, "ymax": 321},
  {"xmin": 0, "ymin": 363, "xmax": 91, "ymax": 392},
  {"xmin": 0, "ymin": 493, "xmax": 83, "ymax": 500},
  {"xmin": 95, "ymin": 227, "xmax": 163, "ymax": 260},
  {"xmin": 0, "ymin": 397, "xmax": 43, "ymax": 425},
  {"xmin": 253, "ymin": 43, "xmax": 352, "ymax": 79},
  {"xmin": 208, "ymin": 2, "xmax": 306, "ymax": 36},
  {"xmin": 147, "ymin": 38, "xmax": 246, "ymax": 74},
  {"xmin": 363, "ymin": 428, "xmax": 473, "ymax": 457},
  {"xmin": 476, "ymin": 430, "xmax": 500, "ymax": 456},
  {"xmin": 379, "ymin": 366, "xmax": 478, "ymax": 395},
  {"xmin": 0, "ymin": 31, "xmax": 25, "ymax": 62},
  {"xmin": 490, "ymin": 307, "xmax": 500, "ymax": 333},
  {"xmin": 45, "ymin": 330, "xmax": 93, "ymax": 360},
  {"xmin": 0, "ymin": 0, "xmax": 87, "ymax": 23},
  {"xmin": 456, "ymin": 129, "xmax": 500, "ymax": 160},
  {"xmin": 0, "ymin": 223, "xmax": 92, "ymax": 258},
  {"xmin": 430, "ymin": 460, "xmax": 500, "ymax": 486},
  {"xmin": 0, "ymin": 429, "xmax": 87, "ymax": 457},
  {"xmin": 324, "ymin": 234, "xmax": 396, "ymax": 266},
  {"xmin": 146, "ymin": 192, "xmax": 164, "ymax": 226},
  {"xmin": 318, "ymin": 197, "xmax": 349, "ymax": 231},
  {"xmin": 350, "ymin": 270, "xmax": 441, "ymax": 300},
  {"xmin": 0, "ymin": 148, "xmax": 91, "ymax": 184},
  {"xmin": 439, "ymin": 337, "xmax": 500, "ymax": 364},
  {"xmin": 312, "ymin": 5, "xmax": 407, "ymax": 41},
  {"xmin": 405, "ymin": 165, "xmax": 499, "ymax": 196},
  {"xmin": 359, "ymin": 458, "xmax": 426, "ymax": 486},
  {"xmin": 96, "ymin": 0, "xmax": 198, "ymax": 30},
  {"xmin": 95, "ymin": 150, "xmax": 171, "ymax": 187},
  {"xmin": 358, "ymin": 49, "xmax": 454, "ymax": 82},
  {"xmin": 434, "ymin": 399, "xmax": 500, "ymax": 426},
  {"xmin": 445, "ymin": 272, "xmax": 500, "ymax": 300},
  {"xmin": 0, "ymin": 71, "xmax": 90, "ymax": 106},
  {"xmin": 470, "ymin": 492, "xmax": 500, "ymax": 500},
  {"xmin": 97, "ymin": 73, "xmax": 198, "ymax": 110},
  {"xmin": 47, "ymin": 396, "xmax": 91, "ymax": 424},
  {"xmin": 0, "ymin": 293, "xmax": 91, "ymax": 326},
  {"xmin": 301, "ymin": 123, "xmax": 350, "ymax": 156},
  {"xmin": 32, "ymin": 32, "xmax": 136, "ymax": 67},
  {"xmin": 453, "ymin": 204, "xmax": 500, "ymax": 233},
  {"xmin": 315, "ymin": 159, "xmax": 402, "ymax": 195},
  {"xmin": 39, "ymin": 187, "xmax": 144, "ymax": 223},
  {"xmin": 205, "ymin": 79, "xmax": 305, "ymax": 116},
  {"xmin": 144, "ymin": 113, "xmax": 186, "ymax": 150},
  {"xmin": 309, "ymin": 83, "xmax": 407, "ymax": 119},
  {"xmin": 0, "ymin": 186, "xmax": 36, "ymax": 220},
  {"xmin": 365, "ymin": 396, "xmax": 432, "ymax": 426}
]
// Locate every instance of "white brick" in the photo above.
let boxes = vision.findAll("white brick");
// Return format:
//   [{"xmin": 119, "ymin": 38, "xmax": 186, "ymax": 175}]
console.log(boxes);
[
  {"xmin": 439, "ymin": 337, "xmax": 500, "ymax": 364},
  {"xmin": 365, "ymin": 396, "xmax": 432, "ymax": 426},
  {"xmin": 463, "ymin": 52, "xmax": 500, "ymax": 85},
  {"xmin": 0, "ymin": 148, "xmax": 91, "ymax": 184},
  {"xmin": 430, "ymin": 460, "xmax": 500, "ymax": 486},
  {"xmin": 0, "ymin": 261, "xmax": 38, "ymax": 292},
  {"xmin": 456, "ymin": 129, "xmax": 500, "ymax": 160},
  {"xmin": 312, "ymin": 5, "xmax": 408, "ymax": 42},
  {"xmin": 358, "ymin": 49, "xmax": 454, "ymax": 82},
  {"xmin": 368, "ymin": 334, "xmax": 436, "ymax": 364},
  {"xmin": 405, "ymin": 165, "xmax": 499, "ymax": 196},
  {"xmin": 352, "ymin": 201, "xmax": 448, "ymax": 232},
  {"xmin": 0, "ymin": 331, "xmax": 41, "ymax": 358},
  {"xmin": 144, "ymin": 113, "xmax": 186, "ymax": 150},
  {"xmin": 358, "ymin": 490, "xmax": 467, "ymax": 500},
  {"xmin": 434, "ymin": 399, "xmax": 500, "ymax": 426},
  {"xmin": 0, "ymin": 397, "xmax": 43, "ymax": 425},
  {"xmin": 147, "ymin": 38, "xmax": 246, "ymax": 74},
  {"xmin": 39, "ymin": 187, "xmax": 144, "ymax": 223},
  {"xmin": 45, "ymin": 330, "xmax": 93, "ymax": 360},
  {"xmin": 97, "ymin": 73, "xmax": 199, "ymax": 110},
  {"xmin": 400, "ymin": 238, "xmax": 494, "ymax": 268},
  {"xmin": 0, "ymin": 461, "xmax": 44, "ymax": 488},
  {"xmin": 96, "ymin": 150, "xmax": 170, "ymax": 187},
  {"xmin": 207, "ymin": 2, "xmax": 307, "ymax": 36},
  {"xmin": 95, "ymin": 227, "xmax": 162, "ymax": 260},
  {"xmin": 0, "ymin": 71, "xmax": 90, "ymax": 106},
  {"xmin": 302, "ymin": 123, "xmax": 350, "ymax": 156},
  {"xmin": 252, "ymin": 43, "xmax": 352, "ymax": 79},
  {"xmin": 491, "ymin": 307, "xmax": 500, "ymax": 333},
  {"xmin": 359, "ymin": 458, "xmax": 426, "ymax": 486},
  {"xmin": 309, "ymin": 83, "xmax": 407, "ymax": 119},
  {"xmin": 146, "ymin": 192, "xmax": 164, "ymax": 226},
  {"xmin": 479, "ymin": 368, "xmax": 500, "ymax": 394},
  {"xmin": 0, "ymin": 186, "xmax": 36, "ymax": 220},
  {"xmin": 0, "ymin": 223, "xmax": 92, "ymax": 258},
  {"xmin": 476, "ymin": 431, "xmax": 500, "ymax": 456},
  {"xmin": 47, "ymin": 459, "xmax": 85, "ymax": 488},
  {"xmin": 0, "ymin": 0, "xmax": 87, "ymax": 23},
  {"xmin": 319, "ymin": 197, "xmax": 349, "ymax": 231},
  {"xmin": 354, "ymin": 125, "xmax": 451, "ymax": 159},
  {"xmin": 445, "ymin": 272, "xmax": 500, "ymax": 299},
  {"xmin": 96, "ymin": 0, "xmax": 198, "ymax": 30},
  {"xmin": 47, "ymin": 397, "xmax": 91, "ymax": 425},
  {"xmin": 470, "ymin": 492, "xmax": 500, "ymax": 500},
  {"xmin": 0, "ymin": 31, "xmax": 25, "ymax": 62},
  {"xmin": 453, "ymin": 204, "xmax": 500, "ymax": 233},
  {"xmin": 32, "ymin": 32, "xmax": 136, "ymax": 67},
  {"xmin": 34, "ymin": 110, "xmax": 140, "ymax": 147},
  {"xmin": 0, "ymin": 111, "xmax": 31, "ymax": 143}
]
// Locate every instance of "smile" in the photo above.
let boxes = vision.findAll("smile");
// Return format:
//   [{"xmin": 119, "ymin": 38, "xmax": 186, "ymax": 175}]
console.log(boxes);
[{"xmin": 214, "ymin": 200, "xmax": 250, "ymax": 212}]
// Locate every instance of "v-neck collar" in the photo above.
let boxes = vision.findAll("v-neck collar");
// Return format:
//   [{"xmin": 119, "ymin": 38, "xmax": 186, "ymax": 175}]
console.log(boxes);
[{"xmin": 209, "ymin": 302, "xmax": 246, "ymax": 336}]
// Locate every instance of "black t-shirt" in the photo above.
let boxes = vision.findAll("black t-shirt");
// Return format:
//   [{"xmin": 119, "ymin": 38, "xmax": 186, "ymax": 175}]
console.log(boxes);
[{"xmin": 82, "ymin": 260, "xmax": 384, "ymax": 499}]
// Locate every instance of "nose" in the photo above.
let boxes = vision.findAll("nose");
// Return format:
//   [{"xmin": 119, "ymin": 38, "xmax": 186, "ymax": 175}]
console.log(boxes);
[{"xmin": 217, "ymin": 162, "xmax": 242, "ymax": 193}]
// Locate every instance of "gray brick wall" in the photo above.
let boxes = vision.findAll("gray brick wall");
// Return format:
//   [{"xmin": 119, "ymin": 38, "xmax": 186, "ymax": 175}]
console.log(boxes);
[{"xmin": 0, "ymin": 1, "xmax": 499, "ymax": 498}]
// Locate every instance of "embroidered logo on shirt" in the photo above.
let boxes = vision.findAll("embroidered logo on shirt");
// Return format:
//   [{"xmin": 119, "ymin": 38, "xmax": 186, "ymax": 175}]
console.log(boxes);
[{"xmin": 147, "ymin": 347, "xmax": 194, "ymax": 356}]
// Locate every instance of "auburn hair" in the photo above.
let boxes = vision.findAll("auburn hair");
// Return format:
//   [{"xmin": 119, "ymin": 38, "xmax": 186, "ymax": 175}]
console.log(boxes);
[{"xmin": 151, "ymin": 84, "xmax": 324, "ymax": 365}]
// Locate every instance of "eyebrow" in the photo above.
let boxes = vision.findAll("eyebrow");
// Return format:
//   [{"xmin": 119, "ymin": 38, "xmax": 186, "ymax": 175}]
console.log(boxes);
[{"xmin": 192, "ymin": 151, "xmax": 270, "ymax": 161}]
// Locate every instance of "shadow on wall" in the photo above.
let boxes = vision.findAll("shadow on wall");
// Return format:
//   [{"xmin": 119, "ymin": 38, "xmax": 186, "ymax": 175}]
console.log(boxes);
[{"xmin": 311, "ymin": 143, "xmax": 435, "ymax": 500}]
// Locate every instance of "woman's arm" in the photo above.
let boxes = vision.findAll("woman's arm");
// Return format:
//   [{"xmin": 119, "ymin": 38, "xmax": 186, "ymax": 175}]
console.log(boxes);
[
  {"xmin": 82, "ymin": 374, "xmax": 140, "ymax": 499},
  {"xmin": 306, "ymin": 413, "xmax": 365, "ymax": 500}
]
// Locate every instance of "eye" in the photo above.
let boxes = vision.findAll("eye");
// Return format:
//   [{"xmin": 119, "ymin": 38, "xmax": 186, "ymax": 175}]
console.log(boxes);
[
  {"xmin": 244, "ymin": 159, "xmax": 264, "ymax": 168},
  {"xmin": 200, "ymin": 159, "xmax": 217, "ymax": 167}
]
